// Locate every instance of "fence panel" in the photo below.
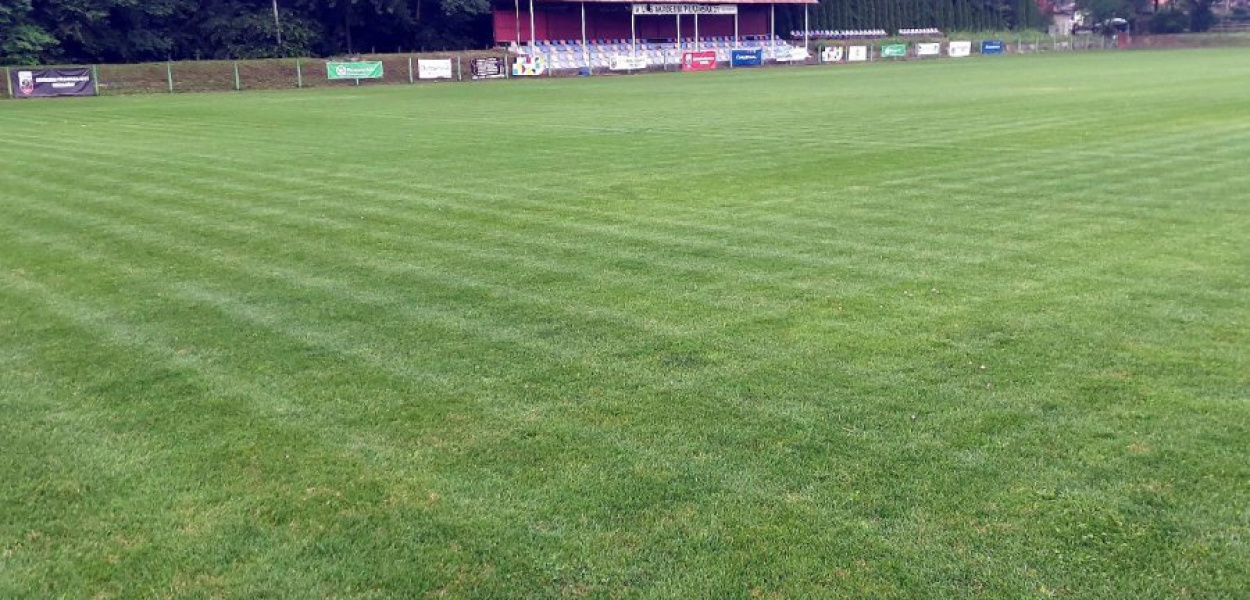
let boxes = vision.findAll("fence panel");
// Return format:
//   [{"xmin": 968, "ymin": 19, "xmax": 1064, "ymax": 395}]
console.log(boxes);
[
  {"xmin": 173, "ymin": 61, "xmax": 236, "ymax": 93},
  {"xmin": 97, "ymin": 63, "xmax": 167, "ymax": 95},
  {"xmin": 237, "ymin": 59, "xmax": 300, "ymax": 90}
]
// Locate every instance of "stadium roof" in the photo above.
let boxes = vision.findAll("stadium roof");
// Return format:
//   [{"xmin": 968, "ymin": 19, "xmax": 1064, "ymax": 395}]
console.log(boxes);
[{"xmin": 539, "ymin": 0, "xmax": 819, "ymax": 5}]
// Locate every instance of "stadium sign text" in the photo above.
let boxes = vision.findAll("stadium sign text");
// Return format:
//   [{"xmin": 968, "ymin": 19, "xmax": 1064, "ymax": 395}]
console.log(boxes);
[{"xmin": 633, "ymin": 4, "xmax": 737, "ymax": 15}]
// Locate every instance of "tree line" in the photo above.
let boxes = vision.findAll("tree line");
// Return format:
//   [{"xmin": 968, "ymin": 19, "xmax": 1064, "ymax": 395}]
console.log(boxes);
[{"xmin": 3, "ymin": 0, "xmax": 1055, "ymax": 66}]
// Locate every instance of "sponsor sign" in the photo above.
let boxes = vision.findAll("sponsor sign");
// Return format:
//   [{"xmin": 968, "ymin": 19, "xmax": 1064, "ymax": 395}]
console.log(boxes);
[
  {"xmin": 821, "ymin": 46, "xmax": 844, "ymax": 63},
  {"xmin": 948, "ymin": 41, "xmax": 972, "ymax": 58},
  {"xmin": 681, "ymin": 51, "xmax": 717, "ymax": 71},
  {"xmin": 471, "ymin": 57, "xmax": 506, "ymax": 79},
  {"xmin": 327, "ymin": 61, "xmax": 383, "ymax": 80},
  {"xmin": 632, "ymin": 3, "xmax": 736, "ymax": 15},
  {"xmin": 916, "ymin": 43, "xmax": 941, "ymax": 57},
  {"xmin": 981, "ymin": 40, "xmax": 1005, "ymax": 54},
  {"xmin": 731, "ymin": 48, "xmax": 763, "ymax": 67},
  {"xmin": 417, "ymin": 59, "xmax": 453, "ymax": 80},
  {"xmin": 881, "ymin": 44, "xmax": 907, "ymax": 58},
  {"xmin": 10, "ymin": 68, "xmax": 95, "ymax": 98},
  {"xmin": 848, "ymin": 45, "xmax": 868, "ymax": 62},
  {"xmin": 610, "ymin": 55, "xmax": 649, "ymax": 71},
  {"xmin": 512, "ymin": 56, "xmax": 547, "ymax": 76},
  {"xmin": 774, "ymin": 47, "xmax": 810, "ymax": 62}
]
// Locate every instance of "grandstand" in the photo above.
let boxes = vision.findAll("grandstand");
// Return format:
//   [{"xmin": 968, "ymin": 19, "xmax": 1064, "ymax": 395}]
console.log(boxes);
[
  {"xmin": 790, "ymin": 29, "xmax": 890, "ymax": 40},
  {"xmin": 493, "ymin": 0, "xmax": 816, "ymax": 68}
]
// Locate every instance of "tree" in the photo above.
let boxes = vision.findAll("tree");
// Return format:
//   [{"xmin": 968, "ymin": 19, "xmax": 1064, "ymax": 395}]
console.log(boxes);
[{"xmin": 0, "ymin": 0, "xmax": 57, "ymax": 64}]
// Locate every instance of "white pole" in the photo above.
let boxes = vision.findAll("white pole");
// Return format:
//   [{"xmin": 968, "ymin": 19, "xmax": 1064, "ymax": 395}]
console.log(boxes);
[
  {"xmin": 770, "ymin": 4, "xmax": 776, "ymax": 51},
  {"xmin": 676, "ymin": 14, "xmax": 681, "ymax": 51},
  {"xmin": 514, "ymin": 0, "xmax": 521, "ymax": 49},
  {"xmin": 272, "ymin": 0, "xmax": 282, "ymax": 48},
  {"xmin": 581, "ymin": 2, "xmax": 588, "ymax": 70},
  {"xmin": 695, "ymin": 13, "xmax": 699, "ymax": 51},
  {"xmin": 631, "ymin": 10, "xmax": 637, "ymax": 58},
  {"xmin": 529, "ymin": 0, "xmax": 536, "ymax": 55},
  {"xmin": 734, "ymin": 10, "xmax": 739, "ymax": 48},
  {"xmin": 804, "ymin": 5, "xmax": 809, "ymax": 51}
]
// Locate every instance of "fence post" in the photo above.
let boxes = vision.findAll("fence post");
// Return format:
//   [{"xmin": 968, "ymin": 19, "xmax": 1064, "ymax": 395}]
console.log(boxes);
[
  {"xmin": 457, "ymin": 56, "xmax": 463, "ymax": 81},
  {"xmin": 296, "ymin": 59, "xmax": 303, "ymax": 88},
  {"xmin": 92, "ymin": 65, "xmax": 99, "ymax": 95},
  {"xmin": 408, "ymin": 56, "xmax": 414, "ymax": 84},
  {"xmin": 166, "ymin": 61, "xmax": 174, "ymax": 93},
  {"xmin": 5, "ymin": 67, "xmax": 12, "ymax": 99},
  {"xmin": 233, "ymin": 61, "xmax": 241, "ymax": 91}
]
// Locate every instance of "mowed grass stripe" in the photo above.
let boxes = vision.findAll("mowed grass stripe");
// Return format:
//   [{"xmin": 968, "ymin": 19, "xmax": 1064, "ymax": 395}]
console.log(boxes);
[{"xmin": 2, "ymin": 49, "xmax": 1247, "ymax": 598}]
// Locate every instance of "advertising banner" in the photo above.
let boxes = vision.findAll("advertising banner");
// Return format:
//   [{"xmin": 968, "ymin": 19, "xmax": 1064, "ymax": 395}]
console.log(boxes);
[
  {"xmin": 610, "ymin": 55, "xmax": 649, "ymax": 71},
  {"xmin": 881, "ymin": 44, "xmax": 907, "ymax": 58},
  {"xmin": 848, "ymin": 45, "xmax": 868, "ymax": 62},
  {"xmin": 948, "ymin": 41, "xmax": 972, "ymax": 57},
  {"xmin": 10, "ymin": 68, "xmax": 95, "ymax": 98},
  {"xmin": 472, "ymin": 57, "xmax": 506, "ymax": 79},
  {"xmin": 916, "ymin": 43, "xmax": 941, "ymax": 57},
  {"xmin": 981, "ymin": 40, "xmax": 1005, "ymax": 54},
  {"xmin": 417, "ymin": 59, "xmax": 454, "ymax": 80},
  {"xmin": 774, "ymin": 47, "xmax": 810, "ymax": 62},
  {"xmin": 821, "ymin": 46, "xmax": 844, "ymax": 63},
  {"xmin": 512, "ymin": 56, "xmax": 547, "ymax": 76},
  {"xmin": 326, "ymin": 61, "xmax": 383, "ymax": 80},
  {"xmin": 633, "ymin": 4, "xmax": 736, "ymax": 15},
  {"xmin": 682, "ymin": 51, "xmax": 717, "ymax": 71},
  {"xmin": 731, "ymin": 48, "xmax": 763, "ymax": 67}
]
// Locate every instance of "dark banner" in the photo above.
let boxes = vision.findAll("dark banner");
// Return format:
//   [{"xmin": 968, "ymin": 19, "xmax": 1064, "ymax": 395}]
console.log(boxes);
[
  {"xmin": 981, "ymin": 40, "xmax": 1005, "ymax": 55},
  {"xmin": 471, "ymin": 57, "xmax": 506, "ymax": 80},
  {"xmin": 10, "ymin": 68, "xmax": 95, "ymax": 98},
  {"xmin": 731, "ymin": 49, "xmax": 762, "ymax": 67}
]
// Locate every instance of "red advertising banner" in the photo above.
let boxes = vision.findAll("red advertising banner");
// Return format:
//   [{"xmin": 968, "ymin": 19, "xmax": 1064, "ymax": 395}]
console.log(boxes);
[{"xmin": 681, "ymin": 51, "xmax": 717, "ymax": 72}]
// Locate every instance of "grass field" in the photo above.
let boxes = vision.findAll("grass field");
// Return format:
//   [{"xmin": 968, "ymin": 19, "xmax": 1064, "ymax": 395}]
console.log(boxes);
[{"xmin": 1, "ymin": 49, "xmax": 1247, "ymax": 599}]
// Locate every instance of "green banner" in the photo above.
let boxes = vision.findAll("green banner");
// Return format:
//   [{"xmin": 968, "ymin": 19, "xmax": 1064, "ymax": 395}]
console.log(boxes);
[
  {"xmin": 881, "ymin": 44, "xmax": 907, "ymax": 58},
  {"xmin": 326, "ymin": 61, "xmax": 384, "ymax": 80}
]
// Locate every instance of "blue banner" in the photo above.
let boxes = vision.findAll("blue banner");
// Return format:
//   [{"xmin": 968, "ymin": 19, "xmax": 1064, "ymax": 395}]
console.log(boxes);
[
  {"xmin": 731, "ymin": 49, "xmax": 763, "ymax": 67},
  {"xmin": 981, "ymin": 40, "xmax": 1005, "ymax": 55}
]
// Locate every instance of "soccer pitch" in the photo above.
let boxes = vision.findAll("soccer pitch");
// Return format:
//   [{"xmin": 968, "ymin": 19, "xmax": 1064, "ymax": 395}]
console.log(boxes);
[{"xmin": 1, "ymin": 49, "xmax": 1247, "ymax": 598}]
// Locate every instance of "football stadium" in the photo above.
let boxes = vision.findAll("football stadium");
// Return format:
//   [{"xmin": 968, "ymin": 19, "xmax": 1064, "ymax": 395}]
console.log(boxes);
[{"xmin": 1, "ymin": 1, "xmax": 1247, "ymax": 598}]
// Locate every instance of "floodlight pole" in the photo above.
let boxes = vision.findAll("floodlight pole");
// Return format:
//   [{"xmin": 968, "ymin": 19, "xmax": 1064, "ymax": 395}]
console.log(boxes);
[
  {"xmin": 676, "ymin": 14, "xmax": 681, "ymax": 51},
  {"xmin": 515, "ymin": 0, "xmax": 521, "ymax": 49}
]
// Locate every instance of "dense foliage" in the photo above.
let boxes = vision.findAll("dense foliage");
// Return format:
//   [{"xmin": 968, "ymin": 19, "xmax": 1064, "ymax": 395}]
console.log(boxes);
[{"xmin": 1, "ymin": 0, "xmax": 1052, "ymax": 65}]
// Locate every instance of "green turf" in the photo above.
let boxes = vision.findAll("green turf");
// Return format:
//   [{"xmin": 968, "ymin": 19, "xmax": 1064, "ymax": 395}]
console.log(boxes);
[{"xmin": 1, "ymin": 49, "xmax": 1247, "ymax": 599}]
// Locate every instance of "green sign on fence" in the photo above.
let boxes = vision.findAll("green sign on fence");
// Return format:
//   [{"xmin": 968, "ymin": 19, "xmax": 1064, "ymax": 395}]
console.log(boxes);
[
  {"xmin": 326, "ymin": 61, "xmax": 384, "ymax": 80},
  {"xmin": 881, "ymin": 44, "xmax": 907, "ymax": 58}
]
